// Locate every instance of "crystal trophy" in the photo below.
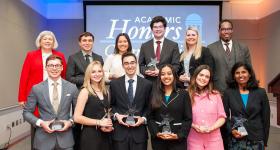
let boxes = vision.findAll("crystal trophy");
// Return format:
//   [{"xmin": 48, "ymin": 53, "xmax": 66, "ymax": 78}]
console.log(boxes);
[
  {"xmin": 147, "ymin": 58, "xmax": 158, "ymax": 71},
  {"xmin": 232, "ymin": 116, "xmax": 248, "ymax": 136},
  {"xmin": 124, "ymin": 104, "xmax": 137, "ymax": 125},
  {"xmin": 49, "ymin": 120, "xmax": 64, "ymax": 131},
  {"xmin": 160, "ymin": 114, "xmax": 174, "ymax": 134},
  {"xmin": 101, "ymin": 108, "xmax": 113, "ymax": 131}
]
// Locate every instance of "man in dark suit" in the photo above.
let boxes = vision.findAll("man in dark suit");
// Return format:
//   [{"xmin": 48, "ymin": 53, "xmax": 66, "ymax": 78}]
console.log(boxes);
[
  {"xmin": 208, "ymin": 19, "xmax": 252, "ymax": 150},
  {"xmin": 110, "ymin": 52, "xmax": 152, "ymax": 150},
  {"xmin": 23, "ymin": 55, "xmax": 78, "ymax": 150},
  {"xmin": 208, "ymin": 19, "xmax": 252, "ymax": 93},
  {"xmin": 139, "ymin": 16, "xmax": 180, "ymax": 82},
  {"xmin": 66, "ymin": 32, "xmax": 103, "ymax": 150}
]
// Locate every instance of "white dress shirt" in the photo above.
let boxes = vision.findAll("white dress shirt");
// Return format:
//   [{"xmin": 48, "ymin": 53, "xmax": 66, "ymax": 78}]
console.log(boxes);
[
  {"xmin": 153, "ymin": 37, "xmax": 164, "ymax": 54},
  {"xmin": 221, "ymin": 40, "xmax": 233, "ymax": 52},
  {"xmin": 125, "ymin": 74, "xmax": 137, "ymax": 98}
]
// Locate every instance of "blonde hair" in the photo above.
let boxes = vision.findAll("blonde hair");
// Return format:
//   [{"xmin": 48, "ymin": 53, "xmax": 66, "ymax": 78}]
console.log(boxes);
[
  {"xmin": 180, "ymin": 26, "xmax": 202, "ymax": 62},
  {"xmin": 83, "ymin": 61, "xmax": 108, "ymax": 96},
  {"xmin": 35, "ymin": 30, "xmax": 58, "ymax": 49}
]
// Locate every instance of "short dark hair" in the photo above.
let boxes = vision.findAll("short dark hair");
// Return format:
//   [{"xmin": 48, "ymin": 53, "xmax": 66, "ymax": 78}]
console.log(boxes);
[
  {"xmin": 219, "ymin": 19, "xmax": 233, "ymax": 29},
  {"xmin": 46, "ymin": 55, "xmax": 63, "ymax": 66},
  {"xmin": 121, "ymin": 52, "xmax": 137, "ymax": 64},
  {"xmin": 150, "ymin": 16, "xmax": 167, "ymax": 29},
  {"xmin": 78, "ymin": 32, "xmax": 94, "ymax": 42},
  {"xmin": 114, "ymin": 33, "xmax": 132, "ymax": 54},
  {"xmin": 227, "ymin": 62, "xmax": 259, "ymax": 90}
]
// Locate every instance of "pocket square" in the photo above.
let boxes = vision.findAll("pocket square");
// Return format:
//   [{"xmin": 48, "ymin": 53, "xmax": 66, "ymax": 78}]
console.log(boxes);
[{"xmin": 66, "ymin": 94, "xmax": 71, "ymax": 96}]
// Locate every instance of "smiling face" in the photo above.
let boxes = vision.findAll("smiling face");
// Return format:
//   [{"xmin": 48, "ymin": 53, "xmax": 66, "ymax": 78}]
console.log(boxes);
[
  {"xmin": 195, "ymin": 69, "xmax": 211, "ymax": 89},
  {"xmin": 117, "ymin": 35, "xmax": 129, "ymax": 54},
  {"xmin": 90, "ymin": 64, "xmax": 104, "ymax": 84},
  {"xmin": 152, "ymin": 22, "xmax": 166, "ymax": 40},
  {"xmin": 122, "ymin": 56, "xmax": 137, "ymax": 78},
  {"xmin": 160, "ymin": 66, "xmax": 174, "ymax": 87},
  {"xmin": 40, "ymin": 35, "xmax": 54, "ymax": 50},
  {"xmin": 46, "ymin": 59, "xmax": 63, "ymax": 81},
  {"xmin": 79, "ymin": 35, "xmax": 93, "ymax": 53},
  {"xmin": 186, "ymin": 29, "xmax": 198, "ymax": 47},
  {"xmin": 234, "ymin": 66, "xmax": 251, "ymax": 87}
]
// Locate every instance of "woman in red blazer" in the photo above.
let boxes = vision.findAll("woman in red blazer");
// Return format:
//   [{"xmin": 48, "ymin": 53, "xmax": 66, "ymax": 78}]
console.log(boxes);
[{"xmin": 18, "ymin": 31, "xmax": 67, "ymax": 116}]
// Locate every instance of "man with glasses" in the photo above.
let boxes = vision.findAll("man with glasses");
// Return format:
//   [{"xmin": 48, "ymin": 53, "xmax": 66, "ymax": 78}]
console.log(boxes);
[
  {"xmin": 139, "ymin": 16, "xmax": 180, "ymax": 82},
  {"xmin": 110, "ymin": 52, "xmax": 152, "ymax": 150},
  {"xmin": 23, "ymin": 55, "xmax": 78, "ymax": 150},
  {"xmin": 208, "ymin": 19, "xmax": 252, "ymax": 93},
  {"xmin": 208, "ymin": 19, "xmax": 252, "ymax": 150}
]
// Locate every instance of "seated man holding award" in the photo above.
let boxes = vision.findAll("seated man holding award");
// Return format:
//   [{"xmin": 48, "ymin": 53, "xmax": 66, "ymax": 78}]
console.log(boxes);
[
  {"xmin": 148, "ymin": 64, "xmax": 192, "ymax": 150},
  {"xmin": 110, "ymin": 52, "xmax": 152, "ymax": 150},
  {"xmin": 23, "ymin": 55, "xmax": 78, "ymax": 150}
]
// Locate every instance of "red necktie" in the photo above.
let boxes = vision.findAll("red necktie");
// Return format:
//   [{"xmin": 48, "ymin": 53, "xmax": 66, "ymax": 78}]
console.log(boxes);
[{"xmin": 156, "ymin": 41, "xmax": 161, "ymax": 61}]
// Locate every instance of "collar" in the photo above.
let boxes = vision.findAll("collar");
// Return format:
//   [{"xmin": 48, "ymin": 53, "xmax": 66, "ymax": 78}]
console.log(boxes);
[
  {"xmin": 48, "ymin": 77, "xmax": 62, "ymax": 86},
  {"xmin": 81, "ymin": 50, "xmax": 92, "ymax": 57},
  {"xmin": 153, "ymin": 37, "xmax": 164, "ymax": 44},
  {"xmin": 221, "ymin": 39, "xmax": 232, "ymax": 45},
  {"xmin": 125, "ymin": 74, "xmax": 137, "ymax": 83}
]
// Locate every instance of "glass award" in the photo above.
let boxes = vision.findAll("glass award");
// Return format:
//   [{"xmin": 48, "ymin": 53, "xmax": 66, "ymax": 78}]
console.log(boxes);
[
  {"xmin": 124, "ymin": 104, "xmax": 137, "ymax": 126},
  {"xmin": 147, "ymin": 58, "xmax": 158, "ymax": 71},
  {"xmin": 49, "ymin": 120, "xmax": 64, "ymax": 131},
  {"xmin": 101, "ymin": 108, "xmax": 113, "ymax": 131},
  {"xmin": 160, "ymin": 114, "xmax": 174, "ymax": 134},
  {"xmin": 232, "ymin": 116, "xmax": 248, "ymax": 136}
]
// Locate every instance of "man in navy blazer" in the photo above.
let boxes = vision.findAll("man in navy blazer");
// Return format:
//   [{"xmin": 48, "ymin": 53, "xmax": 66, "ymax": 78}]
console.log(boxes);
[
  {"xmin": 139, "ymin": 16, "xmax": 180, "ymax": 82},
  {"xmin": 110, "ymin": 52, "xmax": 152, "ymax": 150}
]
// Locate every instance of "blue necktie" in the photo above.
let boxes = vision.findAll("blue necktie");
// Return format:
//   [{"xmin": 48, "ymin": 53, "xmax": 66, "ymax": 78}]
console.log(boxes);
[{"xmin": 128, "ymin": 79, "xmax": 134, "ymax": 103}]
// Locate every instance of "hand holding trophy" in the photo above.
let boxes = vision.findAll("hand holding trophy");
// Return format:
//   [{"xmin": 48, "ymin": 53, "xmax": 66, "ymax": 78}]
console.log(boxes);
[{"xmin": 100, "ymin": 108, "xmax": 114, "ymax": 132}]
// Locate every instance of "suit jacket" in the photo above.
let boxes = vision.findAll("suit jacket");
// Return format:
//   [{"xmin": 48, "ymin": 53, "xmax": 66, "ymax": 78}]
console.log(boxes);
[
  {"xmin": 223, "ymin": 88, "xmax": 270, "ymax": 146},
  {"xmin": 66, "ymin": 51, "xmax": 103, "ymax": 89},
  {"xmin": 208, "ymin": 40, "xmax": 251, "ymax": 92},
  {"xmin": 23, "ymin": 79, "xmax": 79, "ymax": 149},
  {"xmin": 110, "ymin": 75, "xmax": 152, "ymax": 143},
  {"xmin": 178, "ymin": 47, "xmax": 215, "ymax": 88},
  {"xmin": 139, "ymin": 38, "xmax": 180, "ymax": 81},
  {"xmin": 148, "ymin": 90, "xmax": 192, "ymax": 140},
  {"xmin": 18, "ymin": 49, "xmax": 67, "ymax": 116}
]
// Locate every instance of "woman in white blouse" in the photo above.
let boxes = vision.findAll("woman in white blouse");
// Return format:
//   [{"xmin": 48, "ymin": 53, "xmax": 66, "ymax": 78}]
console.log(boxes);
[{"xmin": 104, "ymin": 33, "xmax": 139, "ymax": 82}]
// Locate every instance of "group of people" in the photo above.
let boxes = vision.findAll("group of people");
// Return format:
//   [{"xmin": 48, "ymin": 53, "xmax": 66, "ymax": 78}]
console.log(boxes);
[{"xmin": 19, "ymin": 15, "xmax": 270, "ymax": 150}]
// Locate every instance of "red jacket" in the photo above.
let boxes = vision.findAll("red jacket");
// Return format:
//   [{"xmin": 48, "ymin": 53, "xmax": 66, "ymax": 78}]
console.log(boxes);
[{"xmin": 18, "ymin": 49, "xmax": 67, "ymax": 116}]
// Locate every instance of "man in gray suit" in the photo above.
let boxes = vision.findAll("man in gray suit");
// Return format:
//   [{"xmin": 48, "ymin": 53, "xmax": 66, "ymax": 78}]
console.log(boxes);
[
  {"xmin": 23, "ymin": 55, "xmax": 78, "ymax": 150},
  {"xmin": 139, "ymin": 16, "xmax": 180, "ymax": 82},
  {"xmin": 208, "ymin": 19, "xmax": 252, "ymax": 93}
]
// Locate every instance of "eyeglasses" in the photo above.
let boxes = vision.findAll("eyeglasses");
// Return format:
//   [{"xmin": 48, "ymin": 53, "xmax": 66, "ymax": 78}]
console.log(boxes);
[
  {"xmin": 220, "ymin": 28, "xmax": 232, "ymax": 32},
  {"xmin": 47, "ymin": 64, "xmax": 62, "ymax": 68},
  {"xmin": 153, "ymin": 25, "xmax": 164, "ymax": 29}
]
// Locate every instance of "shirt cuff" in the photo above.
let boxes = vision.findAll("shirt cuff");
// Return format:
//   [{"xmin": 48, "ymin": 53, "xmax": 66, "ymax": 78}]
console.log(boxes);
[
  {"xmin": 142, "ymin": 117, "xmax": 147, "ymax": 124},
  {"xmin": 36, "ymin": 119, "xmax": 43, "ymax": 127}
]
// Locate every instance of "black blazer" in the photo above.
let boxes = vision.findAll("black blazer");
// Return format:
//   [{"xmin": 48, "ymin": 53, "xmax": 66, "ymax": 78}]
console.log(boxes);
[
  {"xmin": 178, "ymin": 47, "xmax": 215, "ymax": 76},
  {"xmin": 139, "ymin": 38, "xmax": 180, "ymax": 81},
  {"xmin": 110, "ymin": 75, "xmax": 152, "ymax": 143},
  {"xmin": 66, "ymin": 51, "xmax": 103, "ymax": 89},
  {"xmin": 148, "ymin": 90, "xmax": 192, "ymax": 140},
  {"xmin": 223, "ymin": 88, "xmax": 270, "ymax": 146}
]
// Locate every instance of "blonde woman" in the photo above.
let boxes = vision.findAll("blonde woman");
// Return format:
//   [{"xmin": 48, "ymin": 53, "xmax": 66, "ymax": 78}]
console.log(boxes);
[
  {"xmin": 74, "ymin": 61, "xmax": 113, "ymax": 150},
  {"xmin": 178, "ymin": 27, "xmax": 214, "ymax": 88}
]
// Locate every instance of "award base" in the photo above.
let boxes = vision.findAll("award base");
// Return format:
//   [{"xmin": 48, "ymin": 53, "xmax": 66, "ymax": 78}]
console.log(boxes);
[
  {"xmin": 124, "ymin": 116, "xmax": 137, "ymax": 126},
  {"xmin": 238, "ymin": 126, "xmax": 248, "ymax": 136},
  {"xmin": 49, "ymin": 121, "xmax": 64, "ymax": 131},
  {"xmin": 161, "ymin": 126, "xmax": 172, "ymax": 134}
]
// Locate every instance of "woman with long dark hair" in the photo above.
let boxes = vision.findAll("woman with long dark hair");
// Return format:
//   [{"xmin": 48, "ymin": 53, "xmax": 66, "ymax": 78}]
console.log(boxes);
[
  {"xmin": 223, "ymin": 62, "xmax": 270, "ymax": 149},
  {"xmin": 148, "ymin": 64, "xmax": 192, "ymax": 150}
]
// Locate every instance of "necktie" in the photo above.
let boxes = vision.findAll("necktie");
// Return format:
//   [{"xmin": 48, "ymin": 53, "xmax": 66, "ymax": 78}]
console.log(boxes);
[
  {"xmin": 224, "ymin": 42, "xmax": 231, "ymax": 57},
  {"xmin": 52, "ymin": 81, "xmax": 59, "ymax": 113},
  {"xmin": 85, "ymin": 54, "xmax": 90, "ymax": 65},
  {"xmin": 128, "ymin": 79, "xmax": 134, "ymax": 103},
  {"xmin": 156, "ymin": 41, "xmax": 161, "ymax": 61}
]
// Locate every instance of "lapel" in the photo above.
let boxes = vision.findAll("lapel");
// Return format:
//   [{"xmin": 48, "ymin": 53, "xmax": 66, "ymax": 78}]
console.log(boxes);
[
  {"xmin": 233, "ymin": 89, "xmax": 249, "ymax": 115},
  {"xmin": 77, "ymin": 51, "xmax": 88, "ymax": 71},
  {"xmin": 231, "ymin": 41, "xmax": 239, "ymax": 62},
  {"xmin": 160, "ymin": 38, "xmax": 169, "ymax": 63},
  {"xmin": 133, "ymin": 76, "xmax": 143, "ymax": 105},
  {"xmin": 162, "ymin": 90, "xmax": 179, "ymax": 107},
  {"xmin": 42, "ymin": 80, "xmax": 56, "ymax": 114},
  {"xmin": 245, "ymin": 90, "xmax": 254, "ymax": 112},
  {"xmin": 57, "ymin": 79, "xmax": 68, "ymax": 114},
  {"xmin": 119, "ymin": 76, "xmax": 130, "ymax": 104},
  {"xmin": 148, "ymin": 40, "xmax": 156, "ymax": 59}
]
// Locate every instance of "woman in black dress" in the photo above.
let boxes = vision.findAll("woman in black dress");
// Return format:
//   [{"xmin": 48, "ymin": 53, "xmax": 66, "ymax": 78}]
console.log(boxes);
[
  {"xmin": 74, "ymin": 61, "xmax": 113, "ymax": 150},
  {"xmin": 148, "ymin": 64, "xmax": 192, "ymax": 150}
]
